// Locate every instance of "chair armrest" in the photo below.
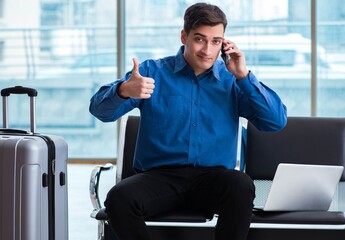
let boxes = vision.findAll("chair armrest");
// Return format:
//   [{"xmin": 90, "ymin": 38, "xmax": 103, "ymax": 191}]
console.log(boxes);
[{"xmin": 89, "ymin": 163, "xmax": 113, "ymax": 218}]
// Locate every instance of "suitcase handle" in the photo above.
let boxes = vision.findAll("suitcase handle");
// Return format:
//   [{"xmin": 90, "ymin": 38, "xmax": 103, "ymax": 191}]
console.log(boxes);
[
  {"xmin": 1, "ymin": 86, "xmax": 38, "ymax": 97},
  {"xmin": 1, "ymin": 86, "xmax": 37, "ymax": 133},
  {"xmin": 0, "ymin": 128, "xmax": 30, "ymax": 134}
]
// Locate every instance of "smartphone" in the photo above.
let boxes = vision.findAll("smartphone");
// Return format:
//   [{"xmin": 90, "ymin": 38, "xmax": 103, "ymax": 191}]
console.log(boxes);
[{"xmin": 221, "ymin": 47, "xmax": 230, "ymax": 63}]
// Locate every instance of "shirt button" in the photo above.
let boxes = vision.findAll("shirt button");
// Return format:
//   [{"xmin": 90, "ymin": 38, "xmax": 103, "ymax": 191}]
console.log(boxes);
[
  {"xmin": 192, "ymin": 122, "xmax": 197, "ymax": 127},
  {"xmin": 194, "ymin": 101, "xmax": 198, "ymax": 105}
]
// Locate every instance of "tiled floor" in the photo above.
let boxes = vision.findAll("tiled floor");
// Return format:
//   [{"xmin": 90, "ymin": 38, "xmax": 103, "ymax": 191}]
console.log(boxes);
[{"xmin": 68, "ymin": 163, "xmax": 116, "ymax": 240}]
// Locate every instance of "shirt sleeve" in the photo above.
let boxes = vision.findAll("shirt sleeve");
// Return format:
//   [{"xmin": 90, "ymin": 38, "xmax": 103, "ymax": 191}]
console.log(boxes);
[
  {"xmin": 89, "ymin": 79, "xmax": 140, "ymax": 122},
  {"xmin": 236, "ymin": 71, "xmax": 287, "ymax": 131}
]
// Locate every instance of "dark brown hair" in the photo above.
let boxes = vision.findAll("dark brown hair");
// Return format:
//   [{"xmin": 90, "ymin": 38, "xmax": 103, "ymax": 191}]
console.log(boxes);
[{"xmin": 183, "ymin": 2, "xmax": 227, "ymax": 34}]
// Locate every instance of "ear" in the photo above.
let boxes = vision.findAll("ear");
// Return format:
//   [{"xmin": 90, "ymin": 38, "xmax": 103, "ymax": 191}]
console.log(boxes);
[{"xmin": 180, "ymin": 29, "xmax": 187, "ymax": 44}]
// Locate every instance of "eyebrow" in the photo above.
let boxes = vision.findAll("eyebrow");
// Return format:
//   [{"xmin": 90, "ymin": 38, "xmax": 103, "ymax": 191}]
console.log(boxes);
[{"xmin": 193, "ymin": 33, "xmax": 224, "ymax": 41}]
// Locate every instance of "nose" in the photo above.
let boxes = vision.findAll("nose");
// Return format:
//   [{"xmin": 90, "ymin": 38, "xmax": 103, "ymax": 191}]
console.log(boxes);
[{"xmin": 201, "ymin": 42, "xmax": 212, "ymax": 55}]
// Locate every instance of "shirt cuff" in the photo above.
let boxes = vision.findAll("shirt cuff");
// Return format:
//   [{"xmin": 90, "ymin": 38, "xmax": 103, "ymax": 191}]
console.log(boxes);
[
  {"xmin": 108, "ymin": 80, "xmax": 129, "ymax": 104},
  {"xmin": 235, "ymin": 71, "xmax": 263, "ymax": 94}
]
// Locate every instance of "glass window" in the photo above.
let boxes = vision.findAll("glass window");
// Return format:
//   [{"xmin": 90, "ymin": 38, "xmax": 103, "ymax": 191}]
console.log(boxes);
[
  {"xmin": 245, "ymin": 50, "xmax": 296, "ymax": 66},
  {"xmin": 125, "ymin": 0, "xmax": 312, "ymax": 117},
  {"xmin": 0, "ymin": 0, "xmax": 117, "ymax": 158},
  {"xmin": 227, "ymin": 1, "xmax": 312, "ymax": 117},
  {"xmin": 0, "ymin": 0, "xmax": 3, "ymax": 18},
  {"xmin": 0, "ymin": 0, "xmax": 344, "ymax": 159},
  {"xmin": 317, "ymin": 0, "xmax": 345, "ymax": 117}
]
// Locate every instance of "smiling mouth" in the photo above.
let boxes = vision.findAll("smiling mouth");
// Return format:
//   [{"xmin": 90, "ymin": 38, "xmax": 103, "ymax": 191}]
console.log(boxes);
[{"xmin": 198, "ymin": 55, "xmax": 212, "ymax": 62}]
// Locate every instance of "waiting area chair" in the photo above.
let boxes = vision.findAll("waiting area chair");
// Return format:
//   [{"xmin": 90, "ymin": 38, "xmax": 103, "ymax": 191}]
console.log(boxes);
[
  {"xmin": 90, "ymin": 115, "xmax": 345, "ymax": 240},
  {"xmin": 90, "ymin": 115, "xmax": 215, "ymax": 240},
  {"xmin": 246, "ymin": 116, "xmax": 345, "ymax": 240}
]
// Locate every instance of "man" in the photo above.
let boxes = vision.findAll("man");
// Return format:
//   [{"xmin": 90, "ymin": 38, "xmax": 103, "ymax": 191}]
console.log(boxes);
[{"xmin": 89, "ymin": 2, "xmax": 287, "ymax": 240}]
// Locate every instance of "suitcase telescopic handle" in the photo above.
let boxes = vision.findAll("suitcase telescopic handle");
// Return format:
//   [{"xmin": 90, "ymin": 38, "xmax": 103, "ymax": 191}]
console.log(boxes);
[
  {"xmin": 1, "ymin": 86, "xmax": 38, "ymax": 97},
  {"xmin": 1, "ymin": 86, "xmax": 37, "ymax": 133}
]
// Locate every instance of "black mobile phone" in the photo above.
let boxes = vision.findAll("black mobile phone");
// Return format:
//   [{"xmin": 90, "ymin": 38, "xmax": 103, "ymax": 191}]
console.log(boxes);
[{"xmin": 221, "ymin": 47, "xmax": 230, "ymax": 63}]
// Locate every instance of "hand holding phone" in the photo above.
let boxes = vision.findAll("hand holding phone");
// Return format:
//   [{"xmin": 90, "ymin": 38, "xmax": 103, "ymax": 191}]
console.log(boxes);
[{"xmin": 221, "ymin": 40, "xmax": 250, "ymax": 79}]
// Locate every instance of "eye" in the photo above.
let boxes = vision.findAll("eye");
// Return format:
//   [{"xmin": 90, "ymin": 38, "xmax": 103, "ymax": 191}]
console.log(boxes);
[
  {"xmin": 212, "ymin": 39, "xmax": 222, "ymax": 46},
  {"xmin": 195, "ymin": 37, "xmax": 206, "ymax": 43}
]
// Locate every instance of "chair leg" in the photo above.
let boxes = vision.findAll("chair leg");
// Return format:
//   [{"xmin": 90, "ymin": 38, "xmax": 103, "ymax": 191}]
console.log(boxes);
[{"xmin": 97, "ymin": 220, "xmax": 105, "ymax": 240}]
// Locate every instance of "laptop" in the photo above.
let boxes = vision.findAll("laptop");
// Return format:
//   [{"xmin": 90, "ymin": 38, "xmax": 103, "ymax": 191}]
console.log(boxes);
[{"xmin": 255, "ymin": 163, "xmax": 344, "ymax": 211}]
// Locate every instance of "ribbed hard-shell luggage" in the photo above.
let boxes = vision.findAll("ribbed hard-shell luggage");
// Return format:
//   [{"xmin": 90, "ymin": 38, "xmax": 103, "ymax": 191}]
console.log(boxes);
[{"xmin": 0, "ymin": 86, "xmax": 68, "ymax": 240}]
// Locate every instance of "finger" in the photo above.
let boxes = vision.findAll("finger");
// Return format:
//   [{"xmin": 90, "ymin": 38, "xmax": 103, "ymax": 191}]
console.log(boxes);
[
  {"xmin": 145, "ymin": 77, "xmax": 155, "ymax": 84},
  {"xmin": 141, "ymin": 77, "xmax": 155, "ymax": 89},
  {"xmin": 224, "ymin": 43, "xmax": 236, "ymax": 52},
  {"xmin": 144, "ymin": 82, "xmax": 154, "ymax": 89},
  {"xmin": 222, "ymin": 39, "xmax": 232, "ymax": 47},
  {"xmin": 142, "ymin": 94, "xmax": 151, "ymax": 99},
  {"xmin": 143, "ymin": 78, "xmax": 155, "ymax": 96},
  {"xmin": 224, "ymin": 43, "xmax": 243, "ymax": 58},
  {"xmin": 140, "ymin": 92, "xmax": 152, "ymax": 99},
  {"xmin": 144, "ymin": 88, "xmax": 154, "ymax": 94},
  {"xmin": 145, "ymin": 84, "xmax": 155, "ymax": 92},
  {"xmin": 132, "ymin": 57, "xmax": 140, "ymax": 74}
]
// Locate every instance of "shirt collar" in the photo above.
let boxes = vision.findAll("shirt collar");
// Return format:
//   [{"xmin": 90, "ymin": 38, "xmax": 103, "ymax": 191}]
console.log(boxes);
[
  {"xmin": 173, "ymin": 46, "xmax": 188, "ymax": 74},
  {"xmin": 212, "ymin": 61, "xmax": 221, "ymax": 81},
  {"xmin": 174, "ymin": 46, "xmax": 221, "ymax": 81}
]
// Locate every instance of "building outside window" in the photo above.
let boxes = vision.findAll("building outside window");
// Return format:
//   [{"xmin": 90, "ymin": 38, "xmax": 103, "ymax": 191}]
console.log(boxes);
[{"xmin": 0, "ymin": 0, "xmax": 344, "ymax": 159}]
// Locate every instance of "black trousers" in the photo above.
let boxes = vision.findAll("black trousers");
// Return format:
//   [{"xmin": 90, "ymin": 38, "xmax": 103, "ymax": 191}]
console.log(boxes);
[{"xmin": 105, "ymin": 166, "xmax": 255, "ymax": 240}]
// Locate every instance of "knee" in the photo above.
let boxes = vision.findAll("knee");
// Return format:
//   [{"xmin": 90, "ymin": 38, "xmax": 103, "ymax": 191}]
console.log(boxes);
[
  {"xmin": 104, "ymin": 184, "xmax": 135, "ymax": 219},
  {"xmin": 224, "ymin": 171, "xmax": 255, "ymax": 201},
  {"xmin": 237, "ymin": 172, "xmax": 255, "ymax": 200}
]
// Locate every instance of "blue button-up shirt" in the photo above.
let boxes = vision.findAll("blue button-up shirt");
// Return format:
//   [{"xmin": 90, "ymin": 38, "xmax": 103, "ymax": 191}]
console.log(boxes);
[{"xmin": 90, "ymin": 46, "xmax": 287, "ymax": 171}]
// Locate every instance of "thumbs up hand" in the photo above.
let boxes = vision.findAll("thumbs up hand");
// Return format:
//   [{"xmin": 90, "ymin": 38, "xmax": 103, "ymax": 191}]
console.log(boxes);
[{"xmin": 117, "ymin": 58, "xmax": 155, "ymax": 99}]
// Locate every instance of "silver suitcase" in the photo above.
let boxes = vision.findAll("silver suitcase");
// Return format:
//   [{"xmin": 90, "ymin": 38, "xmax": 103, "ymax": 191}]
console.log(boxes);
[{"xmin": 0, "ymin": 86, "xmax": 68, "ymax": 240}]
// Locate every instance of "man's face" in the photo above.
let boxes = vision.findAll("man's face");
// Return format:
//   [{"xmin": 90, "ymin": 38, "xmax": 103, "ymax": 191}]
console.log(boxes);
[{"xmin": 181, "ymin": 24, "xmax": 224, "ymax": 76}]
